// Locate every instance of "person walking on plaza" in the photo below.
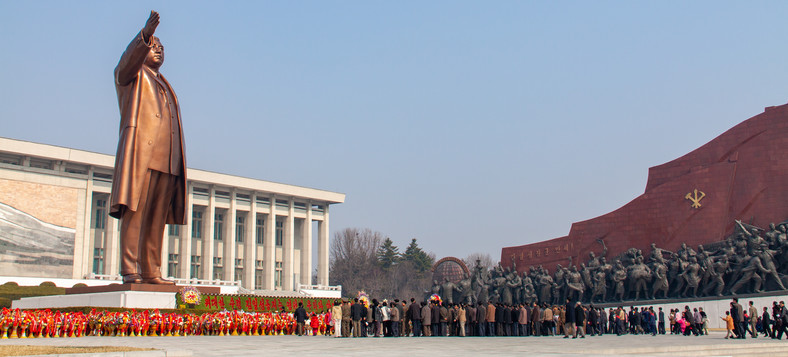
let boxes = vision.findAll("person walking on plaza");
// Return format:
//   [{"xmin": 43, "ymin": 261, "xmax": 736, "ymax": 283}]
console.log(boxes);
[
  {"xmin": 775, "ymin": 301, "xmax": 788, "ymax": 339},
  {"xmin": 762, "ymin": 306, "xmax": 773, "ymax": 338},
  {"xmin": 772, "ymin": 301, "xmax": 783, "ymax": 339},
  {"xmin": 658, "ymin": 307, "xmax": 665, "ymax": 335},
  {"xmin": 573, "ymin": 302, "xmax": 586, "ymax": 338},
  {"xmin": 732, "ymin": 298, "xmax": 746, "ymax": 339},
  {"xmin": 331, "ymin": 301, "xmax": 343, "ymax": 338},
  {"xmin": 617, "ymin": 307, "xmax": 627, "ymax": 336},
  {"xmin": 722, "ymin": 311, "xmax": 735, "ymax": 339},
  {"xmin": 749, "ymin": 301, "xmax": 759, "ymax": 338}
]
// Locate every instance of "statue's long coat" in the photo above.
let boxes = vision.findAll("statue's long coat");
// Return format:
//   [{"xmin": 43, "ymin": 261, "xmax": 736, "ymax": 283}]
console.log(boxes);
[{"xmin": 109, "ymin": 30, "xmax": 187, "ymax": 224}]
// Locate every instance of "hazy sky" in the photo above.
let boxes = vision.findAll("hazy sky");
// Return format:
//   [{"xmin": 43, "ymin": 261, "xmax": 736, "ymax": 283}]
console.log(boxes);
[{"xmin": 3, "ymin": 1, "xmax": 788, "ymax": 263}]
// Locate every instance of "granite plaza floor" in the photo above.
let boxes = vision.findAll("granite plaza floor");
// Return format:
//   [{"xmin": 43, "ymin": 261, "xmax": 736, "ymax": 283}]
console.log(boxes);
[{"xmin": 3, "ymin": 331, "xmax": 788, "ymax": 357}]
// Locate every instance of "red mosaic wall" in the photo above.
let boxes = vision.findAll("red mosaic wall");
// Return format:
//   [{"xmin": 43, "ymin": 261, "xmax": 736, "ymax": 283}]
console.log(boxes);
[{"xmin": 502, "ymin": 103, "xmax": 788, "ymax": 273}]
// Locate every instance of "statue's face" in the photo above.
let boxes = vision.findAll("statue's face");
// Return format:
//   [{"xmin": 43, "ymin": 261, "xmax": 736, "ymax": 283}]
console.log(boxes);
[{"xmin": 145, "ymin": 37, "xmax": 164, "ymax": 69}]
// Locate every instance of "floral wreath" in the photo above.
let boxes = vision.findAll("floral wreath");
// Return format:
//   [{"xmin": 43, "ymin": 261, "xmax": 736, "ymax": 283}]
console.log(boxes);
[
  {"xmin": 429, "ymin": 294, "xmax": 442, "ymax": 305},
  {"xmin": 357, "ymin": 291, "xmax": 370, "ymax": 308},
  {"xmin": 180, "ymin": 286, "xmax": 202, "ymax": 305}
]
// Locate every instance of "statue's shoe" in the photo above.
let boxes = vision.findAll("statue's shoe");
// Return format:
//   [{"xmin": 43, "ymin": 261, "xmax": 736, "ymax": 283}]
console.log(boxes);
[
  {"xmin": 143, "ymin": 277, "xmax": 176, "ymax": 285},
  {"xmin": 123, "ymin": 274, "xmax": 143, "ymax": 284}
]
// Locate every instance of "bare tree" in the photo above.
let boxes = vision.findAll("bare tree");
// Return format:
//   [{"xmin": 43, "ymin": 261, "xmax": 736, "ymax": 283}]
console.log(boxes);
[
  {"xmin": 329, "ymin": 228, "xmax": 384, "ymax": 297},
  {"xmin": 463, "ymin": 252, "xmax": 496, "ymax": 271}
]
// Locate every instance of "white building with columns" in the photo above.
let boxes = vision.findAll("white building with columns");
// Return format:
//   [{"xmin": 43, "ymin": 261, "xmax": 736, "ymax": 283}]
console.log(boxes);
[{"xmin": 0, "ymin": 137, "xmax": 344, "ymax": 293}]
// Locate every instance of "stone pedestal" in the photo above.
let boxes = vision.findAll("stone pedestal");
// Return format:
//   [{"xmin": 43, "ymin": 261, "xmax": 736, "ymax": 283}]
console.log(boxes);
[{"xmin": 13, "ymin": 291, "xmax": 176, "ymax": 309}]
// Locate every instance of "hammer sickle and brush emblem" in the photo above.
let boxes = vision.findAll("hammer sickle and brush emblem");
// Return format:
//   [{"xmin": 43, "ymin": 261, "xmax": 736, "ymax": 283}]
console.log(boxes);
[{"xmin": 685, "ymin": 189, "xmax": 705, "ymax": 208}]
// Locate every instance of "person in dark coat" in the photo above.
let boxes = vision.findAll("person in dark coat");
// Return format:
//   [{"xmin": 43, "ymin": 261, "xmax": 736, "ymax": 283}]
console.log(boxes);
[
  {"xmin": 587, "ymin": 305, "xmax": 598, "ymax": 335},
  {"xmin": 408, "ymin": 298, "xmax": 422, "ymax": 337},
  {"xmin": 496, "ymin": 304, "xmax": 506, "ymax": 336},
  {"xmin": 532, "ymin": 303, "xmax": 542, "ymax": 337},
  {"xmin": 351, "ymin": 298, "xmax": 364, "ymax": 337},
  {"xmin": 510, "ymin": 306, "xmax": 519, "ymax": 336},
  {"xmin": 573, "ymin": 303, "xmax": 586, "ymax": 338},
  {"xmin": 762, "ymin": 306, "xmax": 772, "ymax": 338},
  {"xmin": 476, "ymin": 302, "xmax": 487, "ymax": 336},
  {"xmin": 294, "ymin": 302, "xmax": 307, "ymax": 336},
  {"xmin": 563, "ymin": 299, "xmax": 575, "ymax": 338},
  {"xmin": 431, "ymin": 301, "xmax": 441, "ymax": 337}
]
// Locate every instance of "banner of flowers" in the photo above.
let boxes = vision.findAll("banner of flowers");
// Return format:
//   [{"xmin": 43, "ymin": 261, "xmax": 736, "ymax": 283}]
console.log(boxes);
[{"xmin": 197, "ymin": 294, "xmax": 335, "ymax": 314}]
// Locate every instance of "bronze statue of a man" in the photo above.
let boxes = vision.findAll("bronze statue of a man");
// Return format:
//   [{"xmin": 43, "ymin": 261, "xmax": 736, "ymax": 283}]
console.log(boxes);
[{"xmin": 109, "ymin": 11, "xmax": 187, "ymax": 285}]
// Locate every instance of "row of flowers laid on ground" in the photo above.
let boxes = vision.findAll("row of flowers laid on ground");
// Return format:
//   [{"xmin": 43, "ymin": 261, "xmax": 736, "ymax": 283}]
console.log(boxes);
[{"xmin": 0, "ymin": 308, "xmax": 333, "ymax": 339}]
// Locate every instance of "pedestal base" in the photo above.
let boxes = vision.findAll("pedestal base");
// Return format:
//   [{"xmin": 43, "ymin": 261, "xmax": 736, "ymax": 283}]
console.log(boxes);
[{"xmin": 12, "ymin": 291, "xmax": 177, "ymax": 310}]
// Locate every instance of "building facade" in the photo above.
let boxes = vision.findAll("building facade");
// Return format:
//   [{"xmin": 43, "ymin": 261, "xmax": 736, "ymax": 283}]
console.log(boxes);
[{"xmin": 0, "ymin": 137, "xmax": 345, "ymax": 292}]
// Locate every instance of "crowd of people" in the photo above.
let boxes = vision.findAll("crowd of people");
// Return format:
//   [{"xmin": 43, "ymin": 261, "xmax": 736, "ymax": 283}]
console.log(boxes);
[{"xmin": 325, "ymin": 296, "xmax": 788, "ymax": 340}]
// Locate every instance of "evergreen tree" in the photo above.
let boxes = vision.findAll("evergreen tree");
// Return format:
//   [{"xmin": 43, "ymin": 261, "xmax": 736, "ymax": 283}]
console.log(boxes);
[
  {"xmin": 402, "ymin": 238, "xmax": 434, "ymax": 273},
  {"xmin": 376, "ymin": 237, "xmax": 400, "ymax": 270}
]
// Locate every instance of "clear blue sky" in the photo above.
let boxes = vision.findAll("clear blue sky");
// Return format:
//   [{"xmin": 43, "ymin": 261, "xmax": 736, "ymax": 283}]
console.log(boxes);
[{"xmin": 3, "ymin": 1, "xmax": 788, "ymax": 263}]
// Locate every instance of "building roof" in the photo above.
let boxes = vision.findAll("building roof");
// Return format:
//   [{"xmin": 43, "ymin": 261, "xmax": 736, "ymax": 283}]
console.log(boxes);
[{"xmin": 0, "ymin": 137, "xmax": 345, "ymax": 204}]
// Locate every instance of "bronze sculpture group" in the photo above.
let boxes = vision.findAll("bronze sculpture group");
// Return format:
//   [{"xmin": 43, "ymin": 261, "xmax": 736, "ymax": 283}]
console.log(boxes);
[{"xmin": 435, "ymin": 220, "xmax": 788, "ymax": 305}]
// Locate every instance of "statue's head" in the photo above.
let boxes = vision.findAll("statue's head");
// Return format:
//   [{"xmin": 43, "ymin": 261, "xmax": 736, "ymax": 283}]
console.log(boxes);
[
  {"xmin": 589, "ymin": 251, "xmax": 595, "ymax": 258},
  {"xmin": 145, "ymin": 37, "xmax": 164, "ymax": 69},
  {"xmin": 650, "ymin": 243, "xmax": 656, "ymax": 249},
  {"xmin": 600, "ymin": 257, "xmax": 607, "ymax": 264}
]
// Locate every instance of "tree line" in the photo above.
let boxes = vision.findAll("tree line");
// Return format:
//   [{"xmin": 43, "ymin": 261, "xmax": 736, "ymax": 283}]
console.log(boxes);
[{"xmin": 329, "ymin": 228, "xmax": 435, "ymax": 299}]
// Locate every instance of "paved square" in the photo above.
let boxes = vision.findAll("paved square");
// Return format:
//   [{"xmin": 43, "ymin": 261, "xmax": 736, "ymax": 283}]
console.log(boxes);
[{"xmin": 3, "ymin": 331, "xmax": 788, "ymax": 356}]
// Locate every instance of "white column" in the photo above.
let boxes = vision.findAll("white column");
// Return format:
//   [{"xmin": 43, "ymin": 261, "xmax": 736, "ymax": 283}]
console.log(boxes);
[
  {"xmin": 318, "ymin": 205, "xmax": 329, "ymax": 286},
  {"xmin": 179, "ymin": 191, "xmax": 193, "ymax": 280},
  {"xmin": 106, "ymin": 212, "xmax": 120, "ymax": 277},
  {"xmin": 160, "ymin": 228, "xmax": 169, "ymax": 278},
  {"xmin": 264, "ymin": 196, "xmax": 276, "ymax": 289},
  {"xmin": 202, "ymin": 186, "xmax": 216, "ymax": 280},
  {"xmin": 283, "ymin": 199, "xmax": 295, "ymax": 291},
  {"xmin": 301, "ymin": 201, "xmax": 313, "ymax": 285},
  {"xmin": 244, "ymin": 193, "xmax": 257, "ymax": 290},
  {"xmin": 77, "ymin": 180, "xmax": 94, "ymax": 278},
  {"xmin": 224, "ymin": 190, "xmax": 237, "ymax": 282}
]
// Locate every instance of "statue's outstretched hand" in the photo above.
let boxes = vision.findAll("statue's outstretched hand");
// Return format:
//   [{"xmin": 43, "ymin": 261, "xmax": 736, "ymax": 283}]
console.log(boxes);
[{"xmin": 143, "ymin": 11, "xmax": 160, "ymax": 39}]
